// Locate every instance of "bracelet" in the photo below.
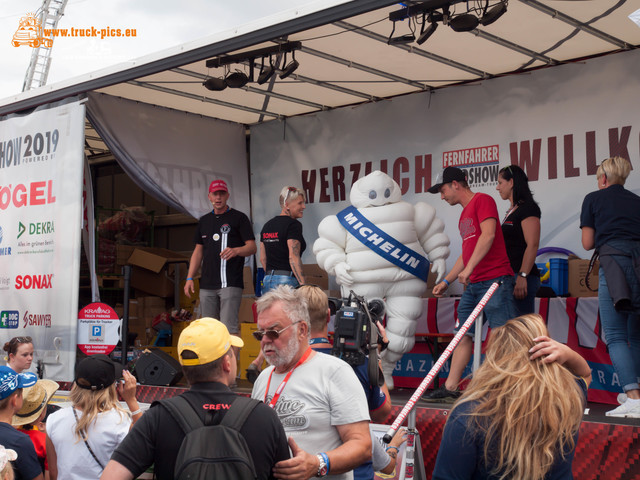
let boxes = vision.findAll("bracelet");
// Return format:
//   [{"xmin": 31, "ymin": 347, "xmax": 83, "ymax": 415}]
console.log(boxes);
[
  {"xmin": 320, "ymin": 452, "xmax": 330, "ymax": 475},
  {"xmin": 386, "ymin": 446, "xmax": 399, "ymax": 453},
  {"xmin": 186, "ymin": 277, "xmax": 193, "ymax": 281},
  {"xmin": 130, "ymin": 409, "xmax": 142, "ymax": 416},
  {"xmin": 442, "ymin": 279, "xmax": 450, "ymax": 287}
]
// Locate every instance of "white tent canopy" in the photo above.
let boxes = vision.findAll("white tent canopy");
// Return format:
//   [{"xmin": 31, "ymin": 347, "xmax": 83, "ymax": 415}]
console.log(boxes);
[{"xmin": 1, "ymin": 0, "xmax": 639, "ymax": 146}]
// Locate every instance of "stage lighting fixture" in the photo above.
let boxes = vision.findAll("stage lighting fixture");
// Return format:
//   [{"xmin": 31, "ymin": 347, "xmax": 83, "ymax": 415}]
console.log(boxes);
[
  {"xmin": 225, "ymin": 70, "xmax": 249, "ymax": 88},
  {"xmin": 387, "ymin": 20, "xmax": 416, "ymax": 45},
  {"xmin": 416, "ymin": 19, "xmax": 438, "ymax": 45},
  {"xmin": 257, "ymin": 55, "xmax": 277, "ymax": 85},
  {"xmin": 449, "ymin": 13, "xmax": 479, "ymax": 32},
  {"xmin": 481, "ymin": 2, "xmax": 507, "ymax": 26},
  {"xmin": 279, "ymin": 51, "xmax": 299, "ymax": 79},
  {"xmin": 203, "ymin": 77, "xmax": 226, "ymax": 91}
]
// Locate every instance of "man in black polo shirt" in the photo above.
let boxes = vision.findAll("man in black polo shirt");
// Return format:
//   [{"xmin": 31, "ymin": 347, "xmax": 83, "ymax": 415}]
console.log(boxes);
[
  {"xmin": 184, "ymin": 179, "xmax": 256, "ymax": 333},
  {"xmin": 101, "ymin": 318, "xmax": 290, "ymax": 480}
]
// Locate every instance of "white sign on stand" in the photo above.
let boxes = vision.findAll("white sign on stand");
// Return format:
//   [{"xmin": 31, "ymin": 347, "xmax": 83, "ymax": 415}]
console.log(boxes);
[{"xmin": 77, "ymin": 302, "xmax": 120, "ymax": 355}]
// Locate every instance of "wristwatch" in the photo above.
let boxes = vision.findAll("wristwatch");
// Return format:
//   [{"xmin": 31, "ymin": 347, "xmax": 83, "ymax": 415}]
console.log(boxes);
[
  {"xmin": 316, "ymin": 454, "xmax": 328, "ymax": 477},
  {"xmin": 517, "ymin": 271, "xmax": 528, "ymax": 278}
]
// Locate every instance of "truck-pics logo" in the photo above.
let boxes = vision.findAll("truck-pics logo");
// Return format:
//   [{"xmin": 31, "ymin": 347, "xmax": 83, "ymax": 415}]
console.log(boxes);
[{"xmin": 11, "ymin": 13, "xmax": 53, "ymax": 48}]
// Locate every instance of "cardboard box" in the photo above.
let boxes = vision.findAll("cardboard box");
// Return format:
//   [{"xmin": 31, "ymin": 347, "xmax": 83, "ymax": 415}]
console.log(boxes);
[
  {"xmin": 303, "ymin": 264, "xmax": 329, "ymax": 290},
  {"xmin": 116, "ymin": 244, "xmax": 136, "ymax": 266},
  {"xmin": 240, "ymin": 323, "xmax": 262, "ymax": 354},
  {"xmin": 238, "ymin": 296, "xmax": 256, "ymax": 323},
  {"xmin": 97, "ymin": 275, "xmax": 124, "ymax": 289},
  {"xmin": 113, "ymin": 300, "xmax": 139, "ymax": 319},
  {"xmin": 422, "ymin": 271, "xmax": 439, "ymax": 298},
  {"xmin": 242, "ymin": 267, "xmax": 254, "ymax": 295},
  {"xmin": 128, "ymin": 247, "xmax": 189, "ymax": 297},
  {"xmin": 568, "ymin": 258, "xmax": 599, "ymax": 297}
]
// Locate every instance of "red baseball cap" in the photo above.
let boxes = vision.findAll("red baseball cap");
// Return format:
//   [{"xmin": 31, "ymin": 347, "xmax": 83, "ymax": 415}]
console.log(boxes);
[{"xmin": 209, "ymin": 180, "xmax": 229, "ymax": 193}]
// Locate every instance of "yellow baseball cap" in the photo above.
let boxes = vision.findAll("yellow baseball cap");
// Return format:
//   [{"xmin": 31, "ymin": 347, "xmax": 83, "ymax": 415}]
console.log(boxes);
[{"xmin": 178, "ymin": 318, "xmax": 244, "ymax": 366}]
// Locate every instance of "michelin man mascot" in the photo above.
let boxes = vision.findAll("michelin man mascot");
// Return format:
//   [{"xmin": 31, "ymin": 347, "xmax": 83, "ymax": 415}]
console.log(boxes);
[{"xmin": 313, "ymin": 171, "xmax": 450, "ymax": 387}]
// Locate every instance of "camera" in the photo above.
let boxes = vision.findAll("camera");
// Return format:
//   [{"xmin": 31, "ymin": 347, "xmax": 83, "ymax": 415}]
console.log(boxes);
[{"xmin": 329, "ymin": 291, "xmax": 386, "ymax": 386}]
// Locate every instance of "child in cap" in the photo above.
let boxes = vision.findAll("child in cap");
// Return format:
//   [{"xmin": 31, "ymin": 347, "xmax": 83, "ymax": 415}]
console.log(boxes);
[
  {"xmin": 0, "ymin": 445, "xmax": 18, "ymax": 480},
  {"xmin": 0, "ymin": 366, "xmax": 42, "ymax": 480},
  {"xmin": 12, "ymin": 380, "xmax": 59, "ymax": 476},
  {"xmin": 46, "ymin": 355, "xmax": 139, "ymax": 480}
]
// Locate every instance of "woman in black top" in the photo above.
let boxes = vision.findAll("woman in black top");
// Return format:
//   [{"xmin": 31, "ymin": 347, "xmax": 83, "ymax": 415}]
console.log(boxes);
[
  {"xmin": 580, "ymin": 156, "xmax": 640, "ymax": 418},
  {"xmin": 259, "ymin": 186, "xmax": 307, "ymax": 293},
  {"xmin": 496, "ymin": 165, "xmax": 541, "ymax": 315}
]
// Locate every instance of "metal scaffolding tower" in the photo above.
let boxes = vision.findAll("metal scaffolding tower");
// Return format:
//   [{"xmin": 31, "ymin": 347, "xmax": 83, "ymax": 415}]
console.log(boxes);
[{"xmin": 22, "ymin": 0, "xmax": 69, "ymax": 92}]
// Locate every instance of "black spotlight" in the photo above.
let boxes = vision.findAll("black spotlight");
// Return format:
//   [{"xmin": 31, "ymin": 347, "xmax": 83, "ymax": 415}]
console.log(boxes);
[
  {"xmin": 257, "ymin": 55, "xmax": 276, "ymax": 85},
  {"xmin": 203, "ymin": 77, "xmax": 226, "ymax": 91},
  {"xmin": 449, "ymin": 13, "xmax": 479, "ymax": 32},
  {"xmin": 416, "ymin": 21, "xmax": 438, "ymax": 45},
  {"xmin": 225, "ymin": 70, "xmax": 249, "ymax": 88},
  {"xmin": 279, "ymin": 51, "xmax": 299, "ymax": 79},
  {"xmin": 481, "ymin": 2, "xmax": 507, "ymax": 26}
]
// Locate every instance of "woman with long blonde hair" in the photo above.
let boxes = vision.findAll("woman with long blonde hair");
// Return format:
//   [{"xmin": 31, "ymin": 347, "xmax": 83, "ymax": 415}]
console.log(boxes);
[
  {"xmin": 45, "ymin": 355, "xmax": 141, "ymax": 480},
  {"xmin": 432, "ymin": 314, "xmax": 591, "ymax": 480}
]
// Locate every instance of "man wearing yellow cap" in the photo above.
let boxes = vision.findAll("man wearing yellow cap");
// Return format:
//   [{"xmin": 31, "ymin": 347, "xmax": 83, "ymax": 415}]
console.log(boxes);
[{"xmin": 101, "ymin": 318, "xmax": 289, "ymax": 480}]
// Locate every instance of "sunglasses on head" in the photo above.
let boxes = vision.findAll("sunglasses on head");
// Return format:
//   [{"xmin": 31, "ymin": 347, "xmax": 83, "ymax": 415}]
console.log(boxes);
[{"xmin": 252, "ymin": 320, "xmax": 302, "ymax": 341}]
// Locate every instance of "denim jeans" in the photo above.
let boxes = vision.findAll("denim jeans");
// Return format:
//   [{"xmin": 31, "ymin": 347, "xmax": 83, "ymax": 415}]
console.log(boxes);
[
  {"xmin": 456, "ymin": 275, "xmax": 518, "ymax": 336},
  {"xmin": 598, "ymin": 239, "xmax": 640, "ymax": 392},
  {"xmin": 513, "ymin": 274, "xmax": 541, "ymax": 316},
  {"xmin": 261, "ymin": 273, "xmax": 299, "ymax": 295}
]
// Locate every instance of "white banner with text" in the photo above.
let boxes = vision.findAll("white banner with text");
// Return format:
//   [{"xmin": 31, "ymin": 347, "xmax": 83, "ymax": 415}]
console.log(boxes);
[
  {"xmin": 0, "ymin": 97, "xmax": 85, "ymax": 381},
  {"xmin": 250, "ymin": 49, "xmax": 640, "ymax": 294}
]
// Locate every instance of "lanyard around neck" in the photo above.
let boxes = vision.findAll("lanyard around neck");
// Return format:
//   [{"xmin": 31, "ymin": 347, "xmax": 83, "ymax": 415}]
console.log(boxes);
[{"xmin": 265, "ymin": 347, "xmax": 312, "ymax": 408}]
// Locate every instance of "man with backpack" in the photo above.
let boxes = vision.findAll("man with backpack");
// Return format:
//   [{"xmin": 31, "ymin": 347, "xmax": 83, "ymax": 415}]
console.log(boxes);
[{"xmin": 101, "ymin": 318, "xmax": 290, "ymax": 480}]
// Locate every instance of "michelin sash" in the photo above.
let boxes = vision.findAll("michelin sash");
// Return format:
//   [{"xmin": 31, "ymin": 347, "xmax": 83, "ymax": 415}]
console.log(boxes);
[{"xmin": 337, "ymin": 206, "xmax": 429, "ymax": 281}]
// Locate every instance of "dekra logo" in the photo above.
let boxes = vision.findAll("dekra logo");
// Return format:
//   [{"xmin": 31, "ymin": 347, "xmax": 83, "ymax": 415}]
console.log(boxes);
[{"xmin": 17, "ymin": 221, "xmax": 54, "ymax": 239}]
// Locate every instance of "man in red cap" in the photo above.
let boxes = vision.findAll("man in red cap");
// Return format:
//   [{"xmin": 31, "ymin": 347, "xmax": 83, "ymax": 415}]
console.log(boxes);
[{"xmin": 184, "ymin": 179, "xmax": 256, "ymax": 333}]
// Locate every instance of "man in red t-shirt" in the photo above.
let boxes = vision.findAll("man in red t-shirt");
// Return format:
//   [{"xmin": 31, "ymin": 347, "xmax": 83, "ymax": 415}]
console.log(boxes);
[{"xmin": 424, "ymin": 167, "xmax": 518, "ymax": 402}]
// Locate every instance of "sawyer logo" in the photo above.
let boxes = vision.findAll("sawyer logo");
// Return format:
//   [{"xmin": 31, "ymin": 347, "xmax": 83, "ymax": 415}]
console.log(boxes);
[
  {"xmin": 0, "ymin": 226, "xmax": 11, "ymax": 257},
  {"xmin": 22, "ymin": 311, "xmax": 52, "ymax": 328},
  {"xmin": 0, "ymin": 277, "xmax": 10, "ymax": 290},
  {"xmin": 15, "ymin": 274, "xmax": 53, "ymax": 289},
  {"xmin": 0, "ymin": 311, "xmax": 19, "ymax": 329}
]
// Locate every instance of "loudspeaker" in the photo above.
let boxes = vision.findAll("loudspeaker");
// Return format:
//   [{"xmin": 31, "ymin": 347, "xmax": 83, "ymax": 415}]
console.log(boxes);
[{"xmin": 135, "ymin": 349, "xmax": 183, "ymax": 386}]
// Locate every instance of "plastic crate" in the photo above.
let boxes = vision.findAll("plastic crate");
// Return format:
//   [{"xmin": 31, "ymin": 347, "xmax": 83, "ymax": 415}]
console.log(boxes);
[{"xmin": 549, "ymin": 258, "xmax": 568, "ymax": 296}]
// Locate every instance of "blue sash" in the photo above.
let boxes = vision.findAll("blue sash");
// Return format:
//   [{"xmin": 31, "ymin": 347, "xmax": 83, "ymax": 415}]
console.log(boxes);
[{"xmin": 336, "ymin": 206, "xmax": 429, "ymax": 281}]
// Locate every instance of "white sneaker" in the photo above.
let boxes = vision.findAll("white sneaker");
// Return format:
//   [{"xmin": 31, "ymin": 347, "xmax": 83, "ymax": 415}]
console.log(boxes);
[{"xmin": 606, "ymin": 400, "xmax": 640, "ymax": 418}]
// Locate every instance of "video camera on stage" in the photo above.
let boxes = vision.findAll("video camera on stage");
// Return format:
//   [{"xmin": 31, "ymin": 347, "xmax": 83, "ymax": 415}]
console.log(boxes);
[{"xmin": 328, "ymin": 291, "xmax": 386, "ymax": 386}]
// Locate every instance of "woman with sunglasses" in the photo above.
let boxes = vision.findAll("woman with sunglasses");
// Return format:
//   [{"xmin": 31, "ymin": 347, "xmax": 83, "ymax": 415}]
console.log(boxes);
[
  {"xmin": 580, "ymin": 156, "xmax": 640, "ymax": 418},
  {"xmin": 496, "ymin": 165, "xmax": 541, "ymax": 315},
  {"xmin": 3, "ymin": 337, "xmax": 34, "ymax": 373},
  {"xmin": 259, "ymin": 186, "xmax": 307, "ymax": 294}
]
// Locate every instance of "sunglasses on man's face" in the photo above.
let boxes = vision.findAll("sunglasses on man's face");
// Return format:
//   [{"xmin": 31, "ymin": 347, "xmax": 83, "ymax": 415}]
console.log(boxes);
[{"xmin": 252, "ymin": 321, "xmax": 301, "ymax": 341}]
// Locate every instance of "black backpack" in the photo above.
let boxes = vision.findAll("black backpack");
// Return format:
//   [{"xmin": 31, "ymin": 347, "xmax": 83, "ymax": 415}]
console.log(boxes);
[{"xmin": 160, "ymin": 394, "xmax": 260, "ymax": 480}]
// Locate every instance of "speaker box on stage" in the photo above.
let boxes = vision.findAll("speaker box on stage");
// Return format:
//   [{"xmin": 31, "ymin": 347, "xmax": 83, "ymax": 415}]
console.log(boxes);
[{"xmin": 135, "ymin": 349, "xmax": 183, "ymax": 386}]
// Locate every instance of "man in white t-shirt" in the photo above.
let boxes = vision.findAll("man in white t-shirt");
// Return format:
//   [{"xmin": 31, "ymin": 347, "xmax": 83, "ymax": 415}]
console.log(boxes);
[{"xmin": 251, "ymin": 285, "xmax": 371, "ymax": 480}]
